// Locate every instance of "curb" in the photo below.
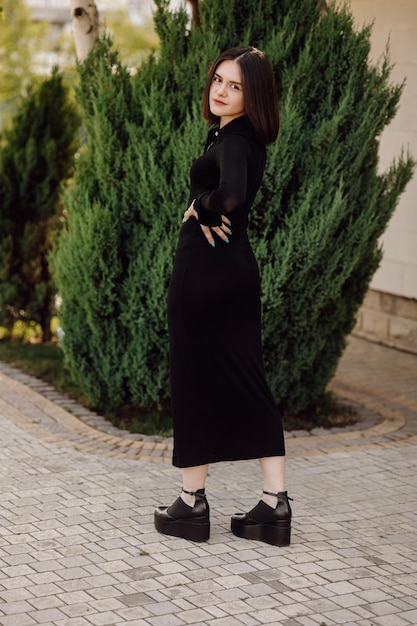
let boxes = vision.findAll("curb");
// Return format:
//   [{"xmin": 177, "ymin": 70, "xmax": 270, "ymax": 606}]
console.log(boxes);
[{"xmin": 1, "ymin": 359, "xmax": 417, "ymax": 463}]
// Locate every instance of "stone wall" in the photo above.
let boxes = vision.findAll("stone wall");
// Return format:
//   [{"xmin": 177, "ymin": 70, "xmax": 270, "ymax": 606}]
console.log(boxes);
[
  {"xmin": 347, "ymin": 0, "xmax": 417, "ymax": 355},
  {"xmin": 354, "ymin": 289, "xmax": 417, "ymax": 354}
]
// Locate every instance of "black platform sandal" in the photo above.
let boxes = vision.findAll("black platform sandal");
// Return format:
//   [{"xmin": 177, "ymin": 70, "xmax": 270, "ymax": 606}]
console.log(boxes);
[
  {"xmin": 154, "ymin": 488, "xmax": 210, "ymax": 543},
  {"xmin": 231, "ymin": 490, "xmax": 292, "ymax": 546}
]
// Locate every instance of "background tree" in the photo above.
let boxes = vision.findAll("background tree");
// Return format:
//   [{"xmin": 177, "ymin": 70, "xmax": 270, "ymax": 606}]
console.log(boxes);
[
  {"xmin": 0, "ymin": 69, "xmax": 80, "ymax": 342},
  {"xmin": 188, "ymin": 0, "xmax": 201, "ymax": 27},
  {"xmin": 51, "ymin": 0, "xmax": 414, "ymax": 421},
  {"xmin": 71, "ymin": 0, "xmax": 99, "ymax": 61},
  {"xmin": 0, "ymin": 0, "xmax": 50, "ymax": 124},
  {"xmin": 104, "ymin": 9, "xmax": 159, "ymax": 70}
]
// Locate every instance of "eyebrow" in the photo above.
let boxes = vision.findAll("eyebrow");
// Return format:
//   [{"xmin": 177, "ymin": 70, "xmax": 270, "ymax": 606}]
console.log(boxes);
[{"xmin": 214, "ymin": 72, "xmax": 242, "ymax": 85}]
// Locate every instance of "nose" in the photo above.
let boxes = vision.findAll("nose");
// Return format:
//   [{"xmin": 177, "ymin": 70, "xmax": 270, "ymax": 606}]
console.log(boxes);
[{"xmin": 216, "ymin": 82, "xmax": 227, "ymax": 97}]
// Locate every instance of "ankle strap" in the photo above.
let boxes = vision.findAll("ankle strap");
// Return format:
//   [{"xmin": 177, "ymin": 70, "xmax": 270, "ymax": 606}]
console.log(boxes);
[
  {"xmin": 263, "ymin": 490, "xmax": 293, "ymax": 500},
  {"xmin": 182, "ymin": 488, "xmax": 205, "ymax": 496}
]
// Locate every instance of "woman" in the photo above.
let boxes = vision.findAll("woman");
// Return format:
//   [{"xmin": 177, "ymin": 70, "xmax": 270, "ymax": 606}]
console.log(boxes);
[{"xmin": 154, "ymin": 46, "xmax": 291, "ymax": 546}]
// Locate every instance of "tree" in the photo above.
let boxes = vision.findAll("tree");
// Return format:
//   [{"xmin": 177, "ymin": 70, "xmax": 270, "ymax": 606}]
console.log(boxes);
[
  {"xmin": 0, "ymin": 0, "xmax": 49, "ymax": 123},
  {"xmin": 0, "ymin": 69, "xmax": 80, "ymax": 342},
  {"xmin": 188, "ymin": 0, "xmax": 201, "ymax": 27},
  {"xmin": 71, "ymin": 0, "xmax": 99, "ymax": 61},
  {"xmin": 70, "ymin": 0, "xmax": 159, "ymax": 65},
  {"xmin": 51, "ymin": 0, "xmax": 414, "ymax": 419},
  {"xmin": 103, "ymin": 8, "xmax": 159, "ymax": 70}
]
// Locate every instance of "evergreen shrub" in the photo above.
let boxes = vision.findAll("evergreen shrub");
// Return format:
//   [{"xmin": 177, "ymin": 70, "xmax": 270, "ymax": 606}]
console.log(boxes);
[
  {"xmin": 51, "ymin": 0, "xmax": 414, "ymax": 419},
  {"xmin": 0, "ymin": 69, "xmax": 80, "ymax": 342}
]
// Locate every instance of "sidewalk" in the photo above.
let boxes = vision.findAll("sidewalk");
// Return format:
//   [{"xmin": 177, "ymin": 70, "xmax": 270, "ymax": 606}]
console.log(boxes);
[{"xmin": 0, "ymin": 335, "xmax": 416, "ymax": 626}]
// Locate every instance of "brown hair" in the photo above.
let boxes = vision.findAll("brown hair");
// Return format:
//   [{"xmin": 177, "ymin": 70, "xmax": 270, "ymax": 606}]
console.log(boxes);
[{"xmin": 202, "ymin": 46, "xmax": 279, "ymax": 145}]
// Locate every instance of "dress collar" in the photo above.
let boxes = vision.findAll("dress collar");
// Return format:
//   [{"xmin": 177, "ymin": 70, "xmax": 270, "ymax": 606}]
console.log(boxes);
[
  {"xmin": 217, "ymin": 115, "xmax": 253, "ymax": 137},
  {"xmin": 206, "ymin": 116, "xmax": 257, "ymax": 150}
]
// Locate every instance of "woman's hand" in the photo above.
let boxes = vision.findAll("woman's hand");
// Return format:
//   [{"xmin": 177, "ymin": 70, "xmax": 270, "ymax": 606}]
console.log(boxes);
[{"xmin": 182, "ymin": 200, "xmax": 232, "ymax": 248}]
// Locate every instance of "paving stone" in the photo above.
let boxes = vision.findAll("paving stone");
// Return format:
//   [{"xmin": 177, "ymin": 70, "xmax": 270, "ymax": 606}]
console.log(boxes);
[
  {"xmin": 146, "ymin": 614, "xmax": 185, "ymax": 626},
  {"xmin": 235, "ymin": 615, "xmax": 261, "ymax": 626},
  {"xmin": 399, "ymin": 610, "xmax": 417, "ymax": 623},
  {"xmin": 175, "ymin": 607, "xmax": 213, "ymax": 623},
  {"xmin": 27, "ymin": 595, "xmax": 65, "ymax": 611},
  {"xmin": 372, "ymin": 616, "xmax": 412, "ymax": 626},
  {"xmin": 1, "ymin": 336, "xmax": 417, "ymax": 625},
  {"xmin": 146, "ymin": 600, "xmax": 181, "ymax": 616},
  {"xmin": 248, "ymin": 607, "xmax": 288, "ymax": 623},
  {"xmin": 0, "ymin": 615, "xmax": 37, "ymax": 626}
]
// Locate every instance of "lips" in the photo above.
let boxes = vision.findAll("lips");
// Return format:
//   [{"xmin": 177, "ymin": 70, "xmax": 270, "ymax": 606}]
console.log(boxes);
[{"xmin": 212, "ymin": 99, "xmax": 226, "ymax": 106}]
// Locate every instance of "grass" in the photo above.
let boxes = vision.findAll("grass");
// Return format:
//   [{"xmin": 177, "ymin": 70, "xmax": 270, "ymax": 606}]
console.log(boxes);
[
  {"xmin": 0, "ymin": 338, "xmax": 173, "ymax": 437},
  {"xmin": 106, "ymin": 404, "xmax": 173, "ymax": 438},
  {"xmin": 0, "ymin": 338, "xmax": 356, "ymax": 437},
  {"xmin": 0, "ymin": 341, "xmax": 90, "ymax": 405}
]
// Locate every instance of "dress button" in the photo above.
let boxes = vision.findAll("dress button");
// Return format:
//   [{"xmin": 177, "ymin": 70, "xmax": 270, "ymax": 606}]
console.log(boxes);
[{"xmin": 215, "ymin": 131, "xmax": 218, "ymax": 136}]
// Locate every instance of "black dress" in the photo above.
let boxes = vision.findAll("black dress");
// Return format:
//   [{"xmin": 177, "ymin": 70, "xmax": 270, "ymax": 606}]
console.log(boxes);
[{"xmin": 168, "ymin": 115, "xmax": 285, "ymax": 468}]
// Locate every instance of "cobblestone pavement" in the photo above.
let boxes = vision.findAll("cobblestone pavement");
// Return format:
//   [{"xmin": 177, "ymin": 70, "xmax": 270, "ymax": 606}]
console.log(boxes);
[{"xmin": 1, "ymin": 336, "xmax": 417, "ymax": 626}]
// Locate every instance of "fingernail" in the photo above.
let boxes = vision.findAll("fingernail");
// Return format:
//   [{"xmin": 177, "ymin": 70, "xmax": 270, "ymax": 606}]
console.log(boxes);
[
  {"xmin": 225, "ymin": 237, "xmax": 229, "ymax": 243},
  {"xmin": 227, "ymin": 229, "xmax": 232, "ymax": 235},
  {"xmin": 182, "ymin": 218, "xmax": 186, "ymax": 223},
  {"xmin": 210, "ymin": 242, "xmax": 215, "ymax": 248}
]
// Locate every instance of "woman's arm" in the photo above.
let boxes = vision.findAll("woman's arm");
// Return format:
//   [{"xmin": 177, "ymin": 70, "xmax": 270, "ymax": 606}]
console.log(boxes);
[
  {"xmin": 182, "ymin": 201, "xmax": 232, "ymax": 247},
  {"xmin": 195, "ymin": 134, "xmax": 250, "ymax": 227}
]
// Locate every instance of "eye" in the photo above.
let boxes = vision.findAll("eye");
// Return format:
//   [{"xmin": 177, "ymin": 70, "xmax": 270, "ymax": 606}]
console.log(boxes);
[
  {"xmin": 213, "ymin": 76, "xmax": 221, "ymax": 83},
  {"xmin": 230, "ymin": 83, "xmax": 240, "ymax": 90}
]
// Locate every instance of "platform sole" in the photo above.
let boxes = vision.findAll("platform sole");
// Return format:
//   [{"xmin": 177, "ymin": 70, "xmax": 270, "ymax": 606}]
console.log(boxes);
[
  {"xmin": 154, "ymin": 509, "xmax": 210, "ymax": 542},
  {"xmin": 231, "ymin": 516, "xmax": 291, "ymax": 546}
]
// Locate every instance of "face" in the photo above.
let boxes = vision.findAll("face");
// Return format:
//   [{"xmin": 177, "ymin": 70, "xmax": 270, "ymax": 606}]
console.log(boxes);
[{"xmin": 209, "ymin": 59, "xmax": 245, "ymax": 127}]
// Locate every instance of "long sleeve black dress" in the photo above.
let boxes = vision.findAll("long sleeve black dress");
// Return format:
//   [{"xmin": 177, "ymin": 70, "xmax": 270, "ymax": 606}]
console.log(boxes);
[{"xmin": 168, "ymin": 115, "xmax": 285, "ymax": 468}]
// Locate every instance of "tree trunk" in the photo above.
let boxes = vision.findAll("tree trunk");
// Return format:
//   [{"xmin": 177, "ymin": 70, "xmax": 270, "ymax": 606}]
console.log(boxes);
[
  {"xmin": 188, "ymin": 0, "xmax": 201, "ymax": 27},
  {"xmin": 41, "ymin": 317, "xmax": 52, "ymax": 343},
  {"xmin": 71, "ymin": 0, "xmax": 99, "ymax": 61}
]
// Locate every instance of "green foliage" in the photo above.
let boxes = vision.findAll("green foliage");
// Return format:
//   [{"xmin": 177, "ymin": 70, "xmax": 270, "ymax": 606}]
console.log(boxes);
[
  {"xmin": 249, "ymin": 4, "xmax": 415, "ymax": 412},
  {"xmin": 0, "ymin": 0, "xmax": 50, "ymax": 123},
  {"xmin": 51, "ymin": 0, "xmax": 414, "ymax": 418},
  {"xmin": 103, "ymin": 9, "xmax": 159, "ymax": 70},
  {"xmin": 0, "ymin": 69, "xmax": 81, "ymax": 341}
]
